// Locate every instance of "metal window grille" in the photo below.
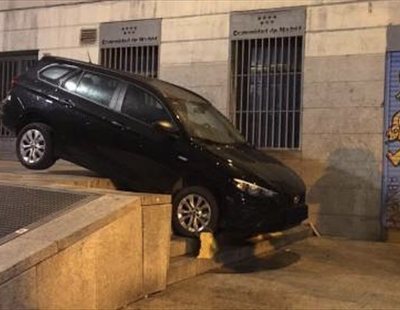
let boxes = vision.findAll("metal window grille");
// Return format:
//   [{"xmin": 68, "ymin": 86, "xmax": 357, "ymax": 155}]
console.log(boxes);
[
  {"xmin": 100, "ymin": 46, "xmax": 158, "ymax": 78},
  {"xmin": 230, "ymin": 36, "xmax": 304, "ymax": 149},
  {"xmin": 0, "ymin": 51, "xmax": 38, "ymax": 137}
]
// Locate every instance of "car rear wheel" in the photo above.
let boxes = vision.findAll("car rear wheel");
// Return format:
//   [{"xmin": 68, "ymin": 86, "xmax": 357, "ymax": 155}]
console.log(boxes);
[
  {"xmin": 172, "ymin": 186, "xmax": 219, "ymax": 238},
  {"xmin": 16, "ymin": 123, "xmax": 56, "ymax": 170}
]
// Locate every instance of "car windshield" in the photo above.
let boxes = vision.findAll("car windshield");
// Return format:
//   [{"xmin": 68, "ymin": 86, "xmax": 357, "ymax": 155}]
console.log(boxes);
[{"xmin": 149, "ymin": 80, "xmax": 246, "ymax": 145}]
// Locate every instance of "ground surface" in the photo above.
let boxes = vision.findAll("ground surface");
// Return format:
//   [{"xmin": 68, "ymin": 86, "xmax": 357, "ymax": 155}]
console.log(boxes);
[{"xmin": 129, "ymin": 237, "xmax": 400, "ymax": 309}]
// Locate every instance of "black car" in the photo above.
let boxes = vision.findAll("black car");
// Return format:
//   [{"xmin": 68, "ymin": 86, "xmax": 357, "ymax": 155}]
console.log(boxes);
[{"xmin": 1, "ymin": 56, "xmax": 307, "ymax": 237}]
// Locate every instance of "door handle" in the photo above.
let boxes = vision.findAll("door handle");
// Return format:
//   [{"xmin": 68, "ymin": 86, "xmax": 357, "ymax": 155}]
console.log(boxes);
[
  {"xmin": 111, "ymin": 120, "xmax": 126, "ymax": 130},
  {"xmin": 60, "ymin": 99, "xmax": 75, "ymax": 108}
]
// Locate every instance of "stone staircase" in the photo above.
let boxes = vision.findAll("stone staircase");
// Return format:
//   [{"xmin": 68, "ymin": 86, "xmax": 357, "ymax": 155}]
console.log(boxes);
[{"xmin": 167, "ymin": 225, "xmax": 312, "ymax": 286}]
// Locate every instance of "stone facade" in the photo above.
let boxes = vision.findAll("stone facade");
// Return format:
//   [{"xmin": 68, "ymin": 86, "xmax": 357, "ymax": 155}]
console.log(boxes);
[{"xmin": 0, "ymin": 0, "xmax": 397, "ymax": 240}]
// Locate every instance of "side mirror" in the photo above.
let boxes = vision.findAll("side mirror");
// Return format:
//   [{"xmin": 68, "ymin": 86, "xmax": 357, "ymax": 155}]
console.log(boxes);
[{"xmin": 152, "ymin": 120, "xmax": 179, "ymax": 134}]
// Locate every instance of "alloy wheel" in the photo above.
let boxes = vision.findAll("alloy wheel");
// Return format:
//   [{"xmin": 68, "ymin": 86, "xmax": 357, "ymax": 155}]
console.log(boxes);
[
  {"xmin": 177, "ymin": 194, "xmax": 212, "ymax": 233},
  {"xmin": 20, "ymin": 129, "xmax": 46, "ymax": 164}
]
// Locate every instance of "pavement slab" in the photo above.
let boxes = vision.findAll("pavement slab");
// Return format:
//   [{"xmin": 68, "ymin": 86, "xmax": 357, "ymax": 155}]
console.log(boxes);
[{"xmin": 128, "ymin": 237, "xmax": 400, "ymax": 309}]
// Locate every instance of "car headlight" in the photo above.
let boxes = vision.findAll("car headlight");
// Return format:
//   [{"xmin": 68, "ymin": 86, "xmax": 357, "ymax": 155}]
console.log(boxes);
[{"xmin": 233, "ymin": 178, "xmax": 278, "ymax": 197}]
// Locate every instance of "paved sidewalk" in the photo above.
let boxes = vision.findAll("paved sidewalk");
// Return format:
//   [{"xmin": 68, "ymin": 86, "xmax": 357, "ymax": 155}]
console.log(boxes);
[{"xmin": 129, "ymin": 237, "xmax": 400, "ymax": 309}]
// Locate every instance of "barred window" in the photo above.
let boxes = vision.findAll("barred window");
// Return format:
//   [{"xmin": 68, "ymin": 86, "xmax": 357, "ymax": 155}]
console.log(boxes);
[
  {"xmin": 230, "ymin": 10, "xmax": 305, "ymax": 149},
  {"xmin": 99, "ymin": 20, "xmax": 160, "ymax": 78},
  {"xmin": 100, "ymin": 46, "xmax": 158, "ymax": 78}
]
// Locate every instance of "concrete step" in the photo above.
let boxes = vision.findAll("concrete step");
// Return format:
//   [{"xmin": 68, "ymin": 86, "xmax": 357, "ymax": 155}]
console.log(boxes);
[
  {"xmin": 167, "ymin": 256, "xmax": 198, "ymax": 285},
  {"xmin": 170, "ymin": 236, "xmax": 199, "ymax": 258},
  {"xmin": 167, "ymin": 224, "xmax": 313, "ymax": 286}
]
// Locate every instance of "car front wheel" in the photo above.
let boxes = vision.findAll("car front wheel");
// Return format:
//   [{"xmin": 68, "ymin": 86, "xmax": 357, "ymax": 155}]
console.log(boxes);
[
  {"xmin": 16, "ymin": 123, "xmax": 56, "ymax": 170},
  {"xmin": 172, "ymin": 186, "xmax": 219, "ymax": 238}
]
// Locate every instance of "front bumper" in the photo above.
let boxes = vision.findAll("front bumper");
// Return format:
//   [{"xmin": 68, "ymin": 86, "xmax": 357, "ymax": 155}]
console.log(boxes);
[{"xmin": 223, "ymin": 191, "xmax": 308, "ymax": 234}]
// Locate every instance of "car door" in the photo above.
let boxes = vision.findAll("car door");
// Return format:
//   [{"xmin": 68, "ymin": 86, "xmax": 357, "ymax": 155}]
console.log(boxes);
[
  {"xmin": 56, "ymin": 71, "xmax": 123, "ymax": 176},
  {"xmin": 35, "ymin": 65, "xmax": 85, "ymax": 151},
  {"xmin": 106, "ymin": 82, "xmax": 183, "ymax": 192}
]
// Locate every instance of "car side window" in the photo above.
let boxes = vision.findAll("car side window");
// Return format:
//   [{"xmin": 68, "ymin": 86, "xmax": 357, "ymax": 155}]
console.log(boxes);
[
  {"xmin": 63, "ymin": 73, "xmax": 81, "ymax": 92},
  {"xmin": 121, "ymin": 84, "xmax": 172, "ymax": 124},
  {"xmin": 39, "ymin": 65, "xmax": 74, "ymax": 84},
  {"xmin": 73, "ymin": 72, "xmax": 119, "ymax": 107}
]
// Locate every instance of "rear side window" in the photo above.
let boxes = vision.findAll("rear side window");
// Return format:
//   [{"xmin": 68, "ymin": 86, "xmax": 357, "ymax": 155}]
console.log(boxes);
[
  {"xmin": 121, "ymin": 84, "xmax": 171, "ymax": 124},
  {"xmin": 63, "ymin": 72, "xmax": 119, "ymax": 107},
  {"xmin": 39, "ymin": 65, "xmax": 73, "ymax": 84}
]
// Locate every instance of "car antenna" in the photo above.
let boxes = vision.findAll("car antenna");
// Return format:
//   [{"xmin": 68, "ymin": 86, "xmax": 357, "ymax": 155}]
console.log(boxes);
[{"xmin": 87, "ymin": 50, "xmax": 92, "ymax": 64}]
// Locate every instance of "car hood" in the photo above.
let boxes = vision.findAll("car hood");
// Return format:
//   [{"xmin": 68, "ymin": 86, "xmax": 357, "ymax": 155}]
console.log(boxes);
[{"xmin": 202, "ymin": 143, "xmax": 305, "ymax": 194}]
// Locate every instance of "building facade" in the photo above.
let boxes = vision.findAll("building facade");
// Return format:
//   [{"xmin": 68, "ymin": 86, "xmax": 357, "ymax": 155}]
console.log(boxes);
[{"xmin": 0, "ymin": 0, "xmax": 399, "ymax": 240}]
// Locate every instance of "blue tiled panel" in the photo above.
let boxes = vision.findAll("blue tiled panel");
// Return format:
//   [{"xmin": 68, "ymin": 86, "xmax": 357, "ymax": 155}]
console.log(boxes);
[{"xmin": 383, "ymin": 51, "xmax": 400, "ymax": 228}]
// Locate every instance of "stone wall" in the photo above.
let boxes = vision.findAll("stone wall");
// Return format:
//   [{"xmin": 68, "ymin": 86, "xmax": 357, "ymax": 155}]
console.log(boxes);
[
  {"xmin": 0, "ymin": 190, "xmax": 172, "ymax": 309},
  {"xmin": 0, "ymin": 0, "xmax": 397, "ymax": 239}
]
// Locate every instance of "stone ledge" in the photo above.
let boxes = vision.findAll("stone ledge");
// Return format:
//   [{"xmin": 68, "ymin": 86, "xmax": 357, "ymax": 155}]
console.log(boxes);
[
  {"xmin": 0, "ymin": 181, "xmax": 172, "ymax": 309},
  {"xmin": 0, "ymin": 193, "xmax": 140, "ymax": 286}
]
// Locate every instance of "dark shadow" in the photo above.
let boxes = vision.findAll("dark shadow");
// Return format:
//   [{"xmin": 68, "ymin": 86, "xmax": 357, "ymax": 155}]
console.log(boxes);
[
  {"xmin": 215, "ymin": 249, "xmax": 301, "ymax": 274},
  {"xmin": 307, "ymin": 148, "xmax": 382, "ymax": 239}
]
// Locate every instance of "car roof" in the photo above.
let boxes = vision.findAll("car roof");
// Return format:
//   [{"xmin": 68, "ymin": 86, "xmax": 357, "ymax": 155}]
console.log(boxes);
[
  {"xmin": 40, "ymin": 55, "xmax": 210, "ymax": 105},
  {"xmin": 41, "ymin": 55, "xmax": 154, "ymax": 85}
]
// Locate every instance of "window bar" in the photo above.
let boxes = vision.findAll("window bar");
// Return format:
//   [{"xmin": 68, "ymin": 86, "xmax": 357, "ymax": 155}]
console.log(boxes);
[
  {"xmin": 142, "ymin": 46, "xmax": 146, "ymax": 76},
  {"xmin": 107, "ymin": 49, "xmax": 111, "ymax": 69},
  {"xmin": 1, "ymin": 61, "xmax": 5, "ymax": 101},
  {"xmin": 110, "ymin": 48, "xmax": 117, "ymax": 69},
  {"xmin": 265, "ymin": 37, "xmax": 271, "ymax": 148},
  {"xmin": 145, "ymin": 46, "xmax": 149, "ymax": 77},
  {"xmin": 239, "ymin": 40, "xmax": 245, "ymax": 133},
  {"xmin": 252, "ymin": 39, "xmax": 258, "ymax": 145},
  {"xmin": 285, "ymin": 36, "xmax": 292, "ymax": 148},
  {"xmin": 245, "ymin": 39, "xmax": 251, "ymax": 141},
  {"xmin": 118, "ymin": 47, "xmax": 122, "ymax": 71},
  {"xmin": 135, "ymin": 47, "xmax": 139, "ymax": 74},
  {"xmin": 151, "ymin": 45, "xmax": 155, "ymax": 77},
  {"xmin": 155, "ymin": 46, "xmax": 159, "ymax": 77},
  {"xmin": 292, "ymin": 36, "xmax": 298, "ymax": 147},
  {"xmin": 141, "ymin": 46, "xmax": 145, "ymax": 75},
  {"xmin": 271, "ymin": 38, "xmax": 278, "ymax": 147},
  {"xmin": 100, "ymin": 49, "xmax": 104, "ymax": 67},
  {"xmin": 232, "ymin": 40, "xmax": 239, "ymax": 126},
  {"xmin": 129, "ymin": 46, "xmax": 135, "ymax": 73},
  {"xmin": 112, "ymin": 48, "xmax": 117, "ymax": 70},
  {"xmin": 124, "ymin": 47, "xmax": 128, "ymax": 72},
  {"xmin": 6, "ymin": 61, "xmax": 10, "ymax": 95},
  {"xmin": 277, "ymin": 38, "xmax": 285, "ymax": 148},
  {"xmin": 258, "ymin": 38, "xmax": 265, "ymax": 147}
]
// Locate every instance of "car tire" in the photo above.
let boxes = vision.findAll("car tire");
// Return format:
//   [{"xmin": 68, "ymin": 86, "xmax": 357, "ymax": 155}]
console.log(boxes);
[
  {"xmin": 16, "ymin": 123, "xmax": 56, "ymax": 170},
  {"xmin": 172, "ymin": 186, "xmax": 219, "ymax": 238}
]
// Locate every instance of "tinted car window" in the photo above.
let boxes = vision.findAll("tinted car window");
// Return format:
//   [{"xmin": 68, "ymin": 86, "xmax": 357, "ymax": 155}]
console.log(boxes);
[
  {"xmin": 121, "ymin": 84, "xmax": 171, "ymax": 124},
  {"xmin": 40, "ymin": 65, "xmax": 73, "ymax": 84},
  {"xmin": 74, "ymin": 72, "xmax": 119, "ymax": 107},
  {"xmin": 63, "ymin": 73, "xmax": 81, "ymax": 92}
]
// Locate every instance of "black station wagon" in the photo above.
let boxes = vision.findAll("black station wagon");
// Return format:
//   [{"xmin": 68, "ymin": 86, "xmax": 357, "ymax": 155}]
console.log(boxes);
[{"xmin": 1, "ymin": 56, "xmax": 307, "ymax": 237}]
